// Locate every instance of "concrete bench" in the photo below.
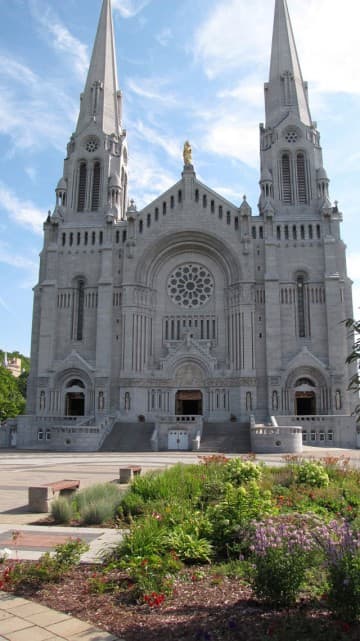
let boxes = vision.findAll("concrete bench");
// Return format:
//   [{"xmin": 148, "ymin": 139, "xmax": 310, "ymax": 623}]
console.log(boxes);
[
  {"xmin": 119, "ymin": 466, "xmax": 142, "ymax": 484},
  {"xmin": 28, "ymin": 479, "xmax": 80, "ymax": 513}
]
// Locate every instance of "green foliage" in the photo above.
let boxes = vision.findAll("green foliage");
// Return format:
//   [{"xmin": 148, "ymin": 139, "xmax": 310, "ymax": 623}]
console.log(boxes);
[
  {"xmin": 113, "ymin": 553, "xmax": 182, "ymax": 597},
  {"xmin": 119, "ymin": 515, "xmax": 166, "ymax": 558},
  {"xmin": 295, "ymin": 461, "xmax": 330, "ymax": 488},
  {"xmin": 251, "ymin": 546, "xmax": 309, "ymax": 606},
  {"xmin": 345, "ymin": 318, "xmax": 360, "ymax": 422},
  {"xmin": 51, "ymin": 497, "xmax": 73, "ymax": 524},
  {"xmin": 206, "ymin": 481, "xmax": 274, "ymax": 555},
  {"xmin": 0, "ymin": 366, "xmax": 26, "ymax": 421},
  {"xmin": 0, "ymin": 538, "xmax": 88, "ymax": 590},
  {"xmin": 224, "ymin": 458, "xmax": 262, "ymax": 485},
  {"xmin": 73, "ymin": 483, "xmax": 122, "ymax": 525},
  {"xmin": 327, "ymin": 552, "xmax": 360, "ymax": 621},
  {"xmin": 164, "ymin": 527, "xmax": 213, "ymax": 564}
]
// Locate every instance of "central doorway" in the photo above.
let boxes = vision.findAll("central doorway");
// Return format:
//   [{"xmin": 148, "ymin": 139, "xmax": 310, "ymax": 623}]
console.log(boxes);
[
  {"xmin": 295, "ymin": 392, "xmax": 316, "ymax": 416},
  {"xmin": 175, "ymin": 390, "xmax": 202, "ymax": 415}
]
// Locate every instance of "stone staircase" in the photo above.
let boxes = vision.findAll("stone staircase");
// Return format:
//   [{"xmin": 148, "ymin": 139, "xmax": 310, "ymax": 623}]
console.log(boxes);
[
  {"xmin": 199, "ymin": 421, "xmax": 251, "ymax": 453},
  {"xmin": 100, "ymin": 421, "xmax": 155, "ymax": 452}
]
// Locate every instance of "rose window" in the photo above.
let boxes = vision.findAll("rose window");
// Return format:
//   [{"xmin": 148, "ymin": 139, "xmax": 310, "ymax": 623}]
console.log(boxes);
[
  {"xmin": 84, "ymin": 137, "xmax": 100, "ymax": 152},
  {"xmin": 167, "ymin": 263, "xmax": 214, "ymax": 308}
]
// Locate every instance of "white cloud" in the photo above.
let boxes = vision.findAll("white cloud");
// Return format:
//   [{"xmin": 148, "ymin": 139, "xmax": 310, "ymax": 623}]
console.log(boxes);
[
  {"xmin": 30, "ymin": 2, "xmax": 89, "ymax": 79},
  {"xmin": 0, "ymin": 295, "xmax": 11, "ymax": 313},
  {"xmin": 134, "ymin": 120, "xmax": 181, "ymax": 160},
  {"xmin": 113, "ymin": 0, "xmax": 151, "ymax": 19},
  {"xmin": 128, "ymin": 150, "xmax": 176, "ymax": 208},
  {"xmin": 0, "ymin": 55, "xmax": 77, "ymax": 152},
  {"xmin": 0, "ymin": 183, "xmax": 45, "ymax": 235},
  {"xmin": 347, "ymin": 253, "xmax": 360, "ymax": 317},
  {"xmin": 156, "ymin": 27, "xmax": 173, "ymax": 47},
  {"xmin": 201, "ymin": 116, "xmax": 259, "ymax": 168},
  {"xmin": 25, "ymin": 167, "xmax": 37, "ymax": 182},
  {"xmin": 193, "ymin": 0, "xmax": 360, "ymax": 96},
  {"xmin": 126, "ymin": 77, "xmax": 178, "ymax": 107}
]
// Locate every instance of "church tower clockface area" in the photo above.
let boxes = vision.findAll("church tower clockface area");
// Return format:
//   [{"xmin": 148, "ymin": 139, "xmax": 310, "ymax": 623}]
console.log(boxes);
[{"xmin": 16, "ymin": 0, "xmax": 357, "ymax": 454}]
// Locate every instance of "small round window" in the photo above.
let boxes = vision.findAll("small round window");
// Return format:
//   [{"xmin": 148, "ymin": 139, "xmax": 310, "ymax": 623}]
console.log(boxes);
[
  {"xmin": 167, "ymin": 263, "xmax": 214, "ymax": 309},
  {"xmin": 284, "ymin": 130, "xmax": 298, "ymax": 143},
  {"xmin": 84, "ymin": 137, "xmax": 100, "ymax": 153}
]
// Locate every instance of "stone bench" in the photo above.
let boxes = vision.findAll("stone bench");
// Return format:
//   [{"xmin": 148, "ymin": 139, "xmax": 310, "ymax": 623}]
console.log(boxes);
[
  {"xmin": 28, "ymin": 479, "xmax": 80, "ymax": 513},
  {"xmin": 119, "ymin": 466, "xmax": 142, "ymax": 484}
]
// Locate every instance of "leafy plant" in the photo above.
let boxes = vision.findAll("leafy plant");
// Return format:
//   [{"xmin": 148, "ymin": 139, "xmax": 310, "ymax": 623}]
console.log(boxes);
[
  {"xmin": 224, "ymin": 459, "xmax": 262, "ymax": 485},
  {"xmin": 164, "ymin": 527, "xmax": 213, "ymax": 564},
  {"xmin": 295, "ymin": 461, "xmax": 329, "ymax": 488},
  {"xmin": 249, "ymin": 517, "xmax": 315, "ymax": 606}
]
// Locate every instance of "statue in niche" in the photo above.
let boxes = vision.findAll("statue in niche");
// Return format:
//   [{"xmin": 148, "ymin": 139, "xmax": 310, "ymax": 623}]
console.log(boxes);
[{"xmin": 183, "ymin": 140, "xmax": 192, "ymax": 166}]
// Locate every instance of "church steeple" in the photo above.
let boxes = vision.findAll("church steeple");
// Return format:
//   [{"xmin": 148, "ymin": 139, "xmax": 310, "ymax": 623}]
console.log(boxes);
[
  {"xmin": 259, "ymin": 0, "xmax": 330, "ymax": 215},
  {"xmin": 265, "ymin": 0, "xmax": 312, "ymax": 128},
  {"xmin": 76, "ymin": 0, "xmax": 122, "ymax": 136}
]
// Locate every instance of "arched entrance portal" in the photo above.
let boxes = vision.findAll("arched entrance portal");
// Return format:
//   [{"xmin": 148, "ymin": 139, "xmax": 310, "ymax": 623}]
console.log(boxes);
[
  {"xmin": 295, "ymin": 391, "xmax": 316, "ymax": 415},
  {"xmin": 65, "ymin": 393, "xmax": 85, "ymax": 416},
  {"xmin": 65, "ymin": 379, "xmax": 85, "ymax": 416},
  {"xmin": 294, "ymin": 378, "xmax": 316, "ymax": 415},
  {"xmin": 176, "ymin": 390, "xmax": 202, "ymax": 415}
]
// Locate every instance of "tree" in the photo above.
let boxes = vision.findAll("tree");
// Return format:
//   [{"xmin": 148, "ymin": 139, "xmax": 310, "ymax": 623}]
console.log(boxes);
[
  {"xmin": 0, "ymin": 366, "xmax": 26, "ymax": 422},
  {"xmin": 345, "ymin": 318, "xmax": 360, "ymax": 422}
]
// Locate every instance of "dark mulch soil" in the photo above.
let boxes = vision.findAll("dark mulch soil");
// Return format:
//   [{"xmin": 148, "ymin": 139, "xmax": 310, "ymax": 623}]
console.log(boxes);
[{"xmin": 6, "ymin": 565, "xmax": 360, "ymax": 641}]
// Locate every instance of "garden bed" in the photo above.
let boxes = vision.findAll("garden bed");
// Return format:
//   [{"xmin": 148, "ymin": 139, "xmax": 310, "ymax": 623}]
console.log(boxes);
[
  {"xmin": 3, "ymin": 564, "xmax": 359, "ymax": 641},
  {"xmin": 2, "ymin": 455, "xmax": 360, "ymax": 640}
]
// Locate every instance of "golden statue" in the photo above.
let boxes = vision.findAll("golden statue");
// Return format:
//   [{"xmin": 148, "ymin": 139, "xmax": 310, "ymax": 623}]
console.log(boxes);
[{"xmin": 183, "ymin": 140, "xmax": 192, "ymax": 166}]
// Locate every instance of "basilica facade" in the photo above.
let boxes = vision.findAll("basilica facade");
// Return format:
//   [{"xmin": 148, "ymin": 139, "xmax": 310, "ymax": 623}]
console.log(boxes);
[{"xmin": 16, "ymin": 0, "xmax": 357, "ymax": 451}]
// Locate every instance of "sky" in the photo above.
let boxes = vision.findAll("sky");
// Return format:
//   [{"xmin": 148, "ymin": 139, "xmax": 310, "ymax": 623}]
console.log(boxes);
[{"xmin": 0, "ymin": 0, "xmax": 359, "ymax": 356}]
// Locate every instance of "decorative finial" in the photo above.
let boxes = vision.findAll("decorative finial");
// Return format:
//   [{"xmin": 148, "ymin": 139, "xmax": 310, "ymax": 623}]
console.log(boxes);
[{"xmin": 183, "ymin": 140, "xmax": 192, "ymax": 166}]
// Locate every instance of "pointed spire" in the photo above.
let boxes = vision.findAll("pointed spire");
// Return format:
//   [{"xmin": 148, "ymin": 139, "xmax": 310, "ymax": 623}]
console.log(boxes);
[
  {"xmin": 265, "ymin": 0, "xmax": 312, "ymax": 128},
  {"xmin": 76, "ymin": 0, "xmax": 121, "ymax": 136}
]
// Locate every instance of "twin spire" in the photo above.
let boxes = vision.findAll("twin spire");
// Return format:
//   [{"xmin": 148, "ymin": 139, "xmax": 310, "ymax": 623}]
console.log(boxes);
[
  {"xmin": 266, "ymin": 0, "xmax": 312, "ymax": 128},
  {"xmin": 75, "ymin": 0, "xmax": 313, "ymax": 157},
  {"xmin": 76, "ymin": 0, "xmax": 121, "ymax": 137}
]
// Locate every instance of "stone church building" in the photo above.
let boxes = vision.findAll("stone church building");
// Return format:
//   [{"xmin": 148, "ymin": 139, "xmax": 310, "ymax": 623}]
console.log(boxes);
[{"xmin": 15, "ymin": 0, "xmax": 357, "ymax": 452}]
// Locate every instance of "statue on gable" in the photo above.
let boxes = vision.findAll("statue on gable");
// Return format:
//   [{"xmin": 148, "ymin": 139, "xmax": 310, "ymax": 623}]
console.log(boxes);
[{"xmin": 183, "ymin": 140, "xmax": 193, "ymax": 166}]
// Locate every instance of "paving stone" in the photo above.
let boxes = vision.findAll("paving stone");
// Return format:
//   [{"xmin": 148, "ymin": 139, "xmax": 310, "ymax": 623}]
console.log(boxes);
[
  {"xmin": 47, "ymin": 618, "xmax": 93, "ymax": 637},
  {"xmin": 4, "ymin": 626, "xmax": 54, "ymax": 641},
  {"xmin": 0, "ymin": 616, "xmax": 33, "ymax": 634},
  {"xmin": 0, "ymin": 596, "xmax": 29, "ymax": 610},
  {"xmin": 0, "ymin": 611, "xmax": 12, "ymax": 620},
  {"xmin": 27, "ymin": 610, "xmax": 71, "ymax": 627},
  {"xmin": 69, "ymin": 630, "xmax": 121, "ymax": 641},
  {"xmin": 6, "ymin": 602, "xmax": 49, "ymax": 617}
]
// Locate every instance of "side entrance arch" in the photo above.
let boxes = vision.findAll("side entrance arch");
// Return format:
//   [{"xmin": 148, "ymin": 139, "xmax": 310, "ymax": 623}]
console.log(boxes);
[{"xmin": 65, "ymin": 379, "xmax": 85, "ymax": 416}]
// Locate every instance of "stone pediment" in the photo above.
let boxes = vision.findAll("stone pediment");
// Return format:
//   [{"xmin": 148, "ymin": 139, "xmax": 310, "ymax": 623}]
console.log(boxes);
[
  {"xmin": 53, "ymin": 350, "xmax": 95, "ymax": 375},
  {"xmin": 160, "ymin": 334, "xmax": 217, "ymax": 376},
  {"xmin": 285, "ymin": 346, "xmax": 327, "ymax": 374}
]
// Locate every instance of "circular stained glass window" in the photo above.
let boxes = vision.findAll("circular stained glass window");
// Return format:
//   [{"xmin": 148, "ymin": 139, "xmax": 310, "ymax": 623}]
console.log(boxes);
[
  {"xmin": 167, "ymin": 263, "xmax": 214, "ymax": 308},
  {"xmin": 84, "ymin": 137, "xmax": 100, "ymax": 153}
]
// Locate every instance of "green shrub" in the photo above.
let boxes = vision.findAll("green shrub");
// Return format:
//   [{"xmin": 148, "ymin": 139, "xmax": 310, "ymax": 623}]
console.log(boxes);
[
  {"xmin": 119, "ymin": 491, "xmax": 146, "ymax": 518},
  {"xmin": 51, "ymin": 497, "xmax": 73, "ymax": 524},
  {"xmin": 72, "ymin": 483, "xmax": 123, "ymax": 524},
  {"xmin": 119, "ymin": 514, "xmax": 166, "ymax": 557},
  {"xmin": 252, "ymin": 546, "xmax": 308, "ymax": 606},
  {"xmin": 207, "ymin": 481, "xmax": 274, "ymax": 555},
  {"xmin": 327, "ymin": 551, "xmax": 360, "ymax": 621},
  {"xmin": 224, "ymin": 459, "xmax": 262, "ymax": 485},
  {"xmin": 295, "ymin": 461, "xmax": 329, "ymax": 488},
  {"xmin": 114, "ymin": 553, "xmax": 182, "ymax": 597}
]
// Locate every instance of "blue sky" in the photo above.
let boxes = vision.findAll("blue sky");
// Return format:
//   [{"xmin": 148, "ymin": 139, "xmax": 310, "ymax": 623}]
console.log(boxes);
[{"xmin": 0, "ymin": 0, "xmax": 359, "ymax": 356}]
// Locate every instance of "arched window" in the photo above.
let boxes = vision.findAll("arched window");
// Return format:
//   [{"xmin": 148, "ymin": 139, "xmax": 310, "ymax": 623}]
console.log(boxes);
[
  {"xmin": 297, "ymin": 276, "xmax": 306, "ymax": 337},
  {"xmin": 281, "ymin": 153, "xmax": 293, "ymax": 204},
  {"xmin": 91, "ymin": 162, "xmax": 101, "ymax": 211},
  {"xmin": 73, "ymin": 281, "xmax": 85, "ymax": 341},
  {"xmin": 296, "ymin": 153, "xmax": 308, "ymax": 204},
  {"xmin": 77, "ymin": 162, "xmax": 87, "ymax": 212}
]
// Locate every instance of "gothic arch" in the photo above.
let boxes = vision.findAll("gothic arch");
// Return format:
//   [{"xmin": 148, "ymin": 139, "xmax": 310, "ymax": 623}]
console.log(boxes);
[{"xmin": 134, "ymin": 230, "xmax": 242, "ymax": 288}]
